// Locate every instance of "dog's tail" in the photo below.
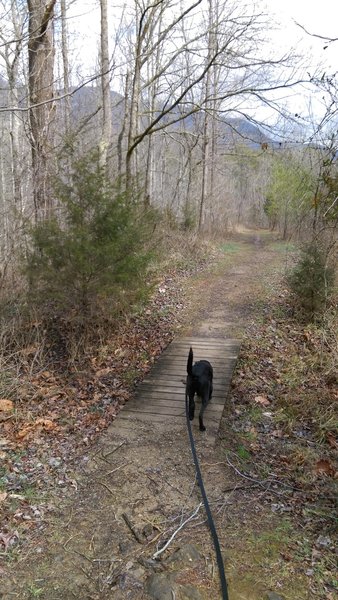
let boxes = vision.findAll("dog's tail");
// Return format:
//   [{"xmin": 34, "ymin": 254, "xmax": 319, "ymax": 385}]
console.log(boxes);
[{"xmin": 187, "ymin": 347, "xmax": 193, "ymax": 376}]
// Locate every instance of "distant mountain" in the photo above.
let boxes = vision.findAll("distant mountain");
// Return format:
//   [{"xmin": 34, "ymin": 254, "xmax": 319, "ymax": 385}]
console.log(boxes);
[
  {"xmin": 160, "ymin": 105, "xmax": 276, "ymax": 149},
  {"xmin": 0, "ymin": 76, "xmax": 277, "ymax": 150},
  {"xmin": 218, "ymin": 117, "xmax": 274, "ymax": 149},
  {"xmin": 69, "ymin": 86, "xmax": 124, "ymax": 130}
]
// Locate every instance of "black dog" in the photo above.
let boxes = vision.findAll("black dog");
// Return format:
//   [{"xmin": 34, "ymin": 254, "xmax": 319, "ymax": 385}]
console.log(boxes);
[{"xmin": 186, "ymin": 347, "xmax": 213, "ymax": 431}]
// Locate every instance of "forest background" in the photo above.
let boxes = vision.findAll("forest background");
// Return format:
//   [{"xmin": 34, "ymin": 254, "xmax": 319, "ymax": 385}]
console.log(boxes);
[{"xmin": 0, "ymin": 0, "xmax": 337, "ymax": 339}]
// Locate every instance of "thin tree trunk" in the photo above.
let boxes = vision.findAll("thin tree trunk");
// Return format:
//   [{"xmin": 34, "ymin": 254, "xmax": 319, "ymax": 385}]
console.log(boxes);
[
  {"xmin": 198, "ymin": 0, "xmax": 213, "ymax": 232},
  {"xmin": 126, "ymin": 29, "xmax": 141, "ymax": 190},
  {"xmin": 60, "ymin": 0, "xmax": 70, "ymax": 136},
  {"xmin": 27, "ymin": 0, "xmax": 56, "ymax": 220},
  {"xmin": 117, "ymin": 72, "xmax": 130, "ymax": 184},
  {"xmin": 99, "ymin": 0, "xmax": 112, "ymax": 172},
  {"xmin": 199, "ymin": 104, "xmax": 211, "ymax": 231}
]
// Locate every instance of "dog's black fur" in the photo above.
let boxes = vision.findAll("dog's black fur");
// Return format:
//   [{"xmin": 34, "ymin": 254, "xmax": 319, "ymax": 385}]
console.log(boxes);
[{"xmin": 186, "ymin": 347, "xmax": 213, "ymax": 431}]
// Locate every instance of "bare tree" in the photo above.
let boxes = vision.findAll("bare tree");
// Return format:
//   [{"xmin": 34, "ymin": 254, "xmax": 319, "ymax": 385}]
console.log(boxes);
[
  {"xmin": 0, "ymin": 1, "xmax": 26, "ymax": 210},
  {"xmin": 27, "ymin": 0, "xmax": 56, "ymax": 219},
  {"xmin": 99, "ymin": 0, "xmax": 112, "ymax": 171},
  {"xmin": 199, "ymin": 0, "xmax": 214, "ymax": 231},
  {"xmin": 118, "ymin": 0, "xmax": 305, "ymax": 230},
  {"xmin": 60, "ymin": 0, "xmax": 70, "ymax": 136},
  {"xmin": 0, "ymin": 0, "xmax": 313, "ymax": 238}
]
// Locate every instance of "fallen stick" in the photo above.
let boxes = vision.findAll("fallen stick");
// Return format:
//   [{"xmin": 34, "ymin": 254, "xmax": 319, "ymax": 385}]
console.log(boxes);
[
  {"xmin": 122, "ymin": 512, "xmax": 144, "ymax": 544},
  {"xmin": 152, "ymin": 503, "xmax": 202, "ymax": 560}
]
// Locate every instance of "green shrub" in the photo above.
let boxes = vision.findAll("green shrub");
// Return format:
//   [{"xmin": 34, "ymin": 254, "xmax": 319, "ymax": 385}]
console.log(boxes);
[
  {"xmin": 288, "ymin": 243, "xmax": 335, "ymax": 320},
  {"xmin": 24, "ymin": 149, "xmax": 156, "ymax": 324}
]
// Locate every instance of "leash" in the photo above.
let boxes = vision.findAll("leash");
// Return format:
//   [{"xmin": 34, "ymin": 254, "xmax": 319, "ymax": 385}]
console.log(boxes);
[{"xmin": 185, "ymin": 391, "xmax": 230, "ymax": 600}]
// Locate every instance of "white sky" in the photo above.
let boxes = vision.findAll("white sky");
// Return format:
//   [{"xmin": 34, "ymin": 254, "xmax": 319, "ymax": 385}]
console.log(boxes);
[
  {"xmin": 266, "ymin": 0, "xmax": 337, "ymax": 72},
  {"xmin": 268, "ymin": 0, "xmax": 337, "ymax": 39},
  {"xmin": 66, "ymin": 0, "xmax": 337, "ymax": 130},
  {"xmin": 261, "ymin": 0, "xmax": 337, "ymax": 128},
  {"xmin": 1, "ymin": 1, "xmax": 335, "ymax": 90},
  {"xmin": 68, "ymin": 0, "xmax": 338, "ymax": 74}
]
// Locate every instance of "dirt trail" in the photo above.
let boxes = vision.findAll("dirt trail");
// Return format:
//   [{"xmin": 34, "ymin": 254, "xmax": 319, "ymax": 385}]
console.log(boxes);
[{"xmin": 2, "ymin": 231, "xmax": 289, "ymax": 600}]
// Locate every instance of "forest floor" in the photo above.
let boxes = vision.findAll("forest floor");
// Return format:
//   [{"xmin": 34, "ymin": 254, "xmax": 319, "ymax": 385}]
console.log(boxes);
[{"xmin": 0, "ymin": 230, "xmax": 336, "ymax": 600}]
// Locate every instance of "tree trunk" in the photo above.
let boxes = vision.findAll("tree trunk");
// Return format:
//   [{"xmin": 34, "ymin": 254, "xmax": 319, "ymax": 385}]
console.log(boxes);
[
  {"xmin": 60, "ymin": 0, "xmax": 70, "ymax": 137},
  {"xmin": 99, "ymin": 0, "xmax": 112, "ymax": 173},
  {"xmin": 126, "ymin": 24, "xmax": 141, "ymax": 190},
  {"xmin": 117, "ymin": 72, "xmax": 130, "ymax": 184},
  {"xmin": 27, "ymin": 0, "xmax": 56, "ymax": 220},
  {"xmin": 198, "ymin": 0, "xmax": 214, "ymax": 232},
  {"xmin": 199, "ymin": 100, "xmax": 211, "ymax": 231}
]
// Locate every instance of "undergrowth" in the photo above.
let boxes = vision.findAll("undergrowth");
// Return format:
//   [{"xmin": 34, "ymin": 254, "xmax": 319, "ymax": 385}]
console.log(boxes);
[
  {"xmin": 235, "ymin": 284, "xmax": 337, "ymax": 443},
  {"xmin": 228, "ymin": 274, "xmax": 337, "ymax": 599}
]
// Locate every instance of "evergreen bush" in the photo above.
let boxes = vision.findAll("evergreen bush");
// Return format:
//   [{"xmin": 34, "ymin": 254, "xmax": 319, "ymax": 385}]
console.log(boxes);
[
  {"xmin": 24, "ymin": 149, "xmax": 155, "ymax": 328},
  {"xmin": 287, "ymin": 243, "xmax": 335, "ymax": 320}
]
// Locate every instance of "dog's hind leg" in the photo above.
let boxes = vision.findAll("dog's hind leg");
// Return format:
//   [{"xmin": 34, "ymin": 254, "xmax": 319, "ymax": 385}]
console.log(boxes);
[{"xmin": 199, "ymin": 400, "xmax": 207, "ymax": 431}]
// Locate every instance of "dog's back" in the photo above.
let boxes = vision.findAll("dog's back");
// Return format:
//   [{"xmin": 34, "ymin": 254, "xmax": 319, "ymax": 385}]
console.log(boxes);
[{"xmin": 186, "ymin": 347, "xmax": 213, "ymax": 431}]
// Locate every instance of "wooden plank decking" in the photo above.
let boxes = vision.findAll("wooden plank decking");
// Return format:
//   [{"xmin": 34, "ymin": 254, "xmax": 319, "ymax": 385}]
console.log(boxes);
[{"xmin": 118, "ymin": 337, "xmax": 240, "ymax": 440}]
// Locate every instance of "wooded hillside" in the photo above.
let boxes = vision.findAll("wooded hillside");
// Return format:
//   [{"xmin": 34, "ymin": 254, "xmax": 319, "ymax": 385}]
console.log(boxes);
[{"xmin": 0, "ymin": 0, "xmax": 336, "ymax": 352}]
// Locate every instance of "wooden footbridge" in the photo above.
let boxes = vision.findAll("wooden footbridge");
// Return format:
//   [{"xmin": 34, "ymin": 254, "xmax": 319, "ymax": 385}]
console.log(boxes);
[{"xmin": 117, "ymin": 336, "xmax": 241, "ymax": 441}]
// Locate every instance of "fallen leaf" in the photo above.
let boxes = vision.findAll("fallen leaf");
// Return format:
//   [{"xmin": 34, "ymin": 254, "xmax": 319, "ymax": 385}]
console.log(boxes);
[
  {"xmin": 326, "ymin": 432, "xmax": 338, "ymax": 449},
  {"xmin": 0, "ymin": 531, "xmax": 19, "ymax": 551},
  {"xmin": 16, "ymin": 418, "xmax": 58, "ymax": 440},
  {"xmin": 95, "ymin": 367, "xmax": 112, "ymax": 377},
  {"xmin": 20, "ymin": 344, "xmax": 39, "ymax": 356},
  {"xmin": 280, "ymin": 551, "xmax": 292, "ymax": 561},
  {"xmin": 16, "ymin": 426, "xmax": 33, "ymax": 440},
  {"xmin": 271, "ymin": 429, "xmax": 284, "ymax": 438},
  {"xmin": 254, "ymin": 395, "xmax": 270, "ymax": 406},
  {"xmin": 114, "ymin": 348, "xmax": 126, "ymax": 357},
  {"xmin": 315, "ymin": 459, "xmax": 336, "ymax": 477},
  {"xmin": 41, "ymin": 371, "xmax": 53, "ymax": 379},
  {"xmin": 0, "ymin": 438, "xmax": 10, "ymax": 446},
  {"xmin": 315, "ymin": 535, "xmax": 331, "ymax": 548},
  {"xmin": 0, "ymin": 492, "xmax": 7, "ymax": 504},
  {"xmin": 249, "ymin": 442, "xmax": 261, "ymax": 452},
  {"xmin": 311, "ymin": 548, "xmax": 322, "ymax": 562},
  {"xmin": 35, "ymin": 418, "xmax": 57, "ymax": 430},
  {"xmin": 0, "ymin": 399, "xmax": 14, "ymax": 412}
]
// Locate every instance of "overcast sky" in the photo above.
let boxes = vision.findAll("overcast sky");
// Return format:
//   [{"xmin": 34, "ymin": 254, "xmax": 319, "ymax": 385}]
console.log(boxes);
[
  {"xmin": 69, "ymin": 0, "xmax": 338, "ymax": 74},
  {"xmin": 67, "ymin": 0, "xmax": 337, "ymax": 130},
  {"xmin": 267, "ymin": 0, "xmax": 337, "ymax": 72}
]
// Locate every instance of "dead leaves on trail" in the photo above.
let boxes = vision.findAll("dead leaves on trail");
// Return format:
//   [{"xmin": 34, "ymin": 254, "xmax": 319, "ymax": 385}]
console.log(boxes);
[
  {"xmin": 16, "ymin": 418, "xmax": 58, "ymax": 441},
  {"xmin": 0, "ymin": 268, "xmax": 189, "ymax": 554}
]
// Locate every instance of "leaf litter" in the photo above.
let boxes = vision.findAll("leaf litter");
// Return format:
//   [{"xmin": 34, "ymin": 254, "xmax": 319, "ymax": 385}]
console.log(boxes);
[{"xmin": 226, "ymin": 274, "xmax": 337, "ymax": 600}]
